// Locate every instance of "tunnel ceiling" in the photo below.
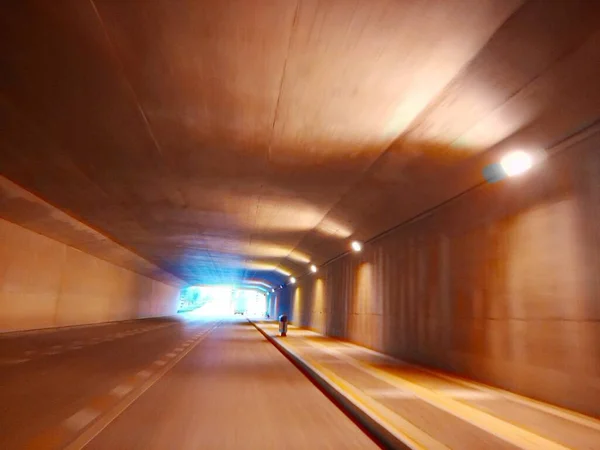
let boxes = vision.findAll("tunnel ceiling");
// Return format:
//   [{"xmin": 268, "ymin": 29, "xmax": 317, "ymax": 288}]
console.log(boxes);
[{"xmin": 2, "ymin": 1, "xmax": 600, "ymax": 287}]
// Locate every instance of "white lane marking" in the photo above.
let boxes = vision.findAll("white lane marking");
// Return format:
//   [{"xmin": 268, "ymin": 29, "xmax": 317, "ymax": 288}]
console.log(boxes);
[
  {"xmin": 51, "ymin": 345, "xmax": 62, "ymax": 350},
  {"xmin": 154, "ymin": 360, "xmax": 167, "ymax": 366},
  {"xmin": 174, "ymin": 347, "xmax": 184, "ymax": 352},
  {"xmin": 45, "ymin": 351, "xmax": 60, "ymax": 355},
  {"xmin": 137, "ymin": 370, "xmax": 151, "ymax": 379},
  {"xmin": 64, "ymin": 408, "xmax": 101, "ymax": 431},
  {"xmin": 110, "ymin": 384, "xmax": 134, "ymax": 398},
  {"xmin": 165, "ymin": 353, "xmax": 177, "ymax": 358},
  {"xmin": 363, "ymin": 388, "xmax": 494, "ymax": 400},
  {"xmin": 62, "ymin": 321, "xmax": 222, "ymax": 450},
  {"xmin": 364, "ymin": 388, "xmax": 418, "ymax": 399},
  {"xmin": 439, "ymin": 389, "xmax": 497, "ymax": 400},
  {"xmin": 25, "ymin": 350, "xmax": 36, "ymax": 356},
  {"xmin": 70, "ymin": 345, "xmax": 83, "ymax": 350},
  {"xmin": 0, "ymin": 358, "xmax": 30, "ymax": 365}
]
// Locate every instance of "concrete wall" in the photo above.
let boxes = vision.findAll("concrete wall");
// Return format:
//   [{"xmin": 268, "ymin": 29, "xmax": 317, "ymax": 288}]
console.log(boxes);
[
  {"xmin": 288, "ymin": 130, "xmax": 600, "ymax": 416},
  {"xmin": 271, "ymin": 288, "xmax": 292, "ymax": 320},
  {"xmin": 0, "ymin": 217, "xmax": 180, "ymax": 332}
]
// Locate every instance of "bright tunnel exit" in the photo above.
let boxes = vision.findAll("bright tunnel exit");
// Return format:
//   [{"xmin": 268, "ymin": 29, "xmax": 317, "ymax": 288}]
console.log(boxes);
[{"xmin": 177, "ymin": 285, "xmax": 267, "ymax": 317}]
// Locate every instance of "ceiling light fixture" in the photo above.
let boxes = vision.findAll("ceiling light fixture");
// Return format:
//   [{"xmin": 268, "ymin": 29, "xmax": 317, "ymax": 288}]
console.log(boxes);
[
  {"xmin": 289, "ymin": 276, "xmax": 296, "ymax": 284},
  {"xmin": 351, "ymin": 241, "xmax": 363, "ymax": 252},
  {"xmin": 310, "ymin": 264, "xmax": 318, "ymax": 273}
]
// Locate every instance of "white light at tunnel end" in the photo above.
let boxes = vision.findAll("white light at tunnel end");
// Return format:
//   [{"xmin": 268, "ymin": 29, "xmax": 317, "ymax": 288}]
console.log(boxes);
[
  {"xmin": 310, "ymin": 264, "xmax": 318, "ymax": 273},
  {"xmin": 500, "ymin": 150, "xmax": 533, "ymax": 177},
  {"xmin": 351, "ymin": 240, "xmax": 363, "ymax": 252},
  {"xmin": 289, "ymin": 276, "xmax": 296, "ymax": 284}
]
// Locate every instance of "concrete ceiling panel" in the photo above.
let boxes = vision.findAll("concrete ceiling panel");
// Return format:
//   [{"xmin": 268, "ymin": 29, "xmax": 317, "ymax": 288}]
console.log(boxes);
[{"xmin": 2, "ymin": 0, "xmax": 600, "ymax": 286}]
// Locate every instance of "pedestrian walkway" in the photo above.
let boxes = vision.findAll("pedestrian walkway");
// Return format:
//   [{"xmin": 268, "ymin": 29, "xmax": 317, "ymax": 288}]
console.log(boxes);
[{"xmin": 252, "ymin": 320, "xmax": 600, "ymax": 450}]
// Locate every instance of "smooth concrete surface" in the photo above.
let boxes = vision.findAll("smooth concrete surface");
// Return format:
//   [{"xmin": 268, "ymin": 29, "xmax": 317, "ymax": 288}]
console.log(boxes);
[
  {"xmin": 284, "ymin": 130, "xmax": 600, "ymax": 417},
  {"xmin": 0, "ymin": 176, "xmax": 185, "ymax": 288},
  {"xmin": 0, "ymin": 315, "xmax": 377, "ymax": 450},
  {"xmin": 0, "ymin": 216, "xmax": 180, "ymax": 332},
  {"xmin": 5, "ymin": 1, "xmax": 600, "ymax": 285},
  {"xmin": 255, "ymin": 321, "xmax": 600, "ymax": 450},
  {"xmin": 2, "ymin": 0, "xmax": 600, "ymax": 437}
]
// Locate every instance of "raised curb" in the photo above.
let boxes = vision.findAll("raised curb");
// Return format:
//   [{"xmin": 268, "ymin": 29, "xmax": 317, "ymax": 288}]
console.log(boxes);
[{"xmin": 249, "ymin": 320, "xmax": 412, "ymax": 450}]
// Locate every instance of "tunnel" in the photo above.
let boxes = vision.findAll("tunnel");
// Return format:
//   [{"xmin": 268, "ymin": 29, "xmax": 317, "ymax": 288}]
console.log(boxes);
[{"xmin": 1, "ymin": 1, "xmax": 600, "ymax": 449}]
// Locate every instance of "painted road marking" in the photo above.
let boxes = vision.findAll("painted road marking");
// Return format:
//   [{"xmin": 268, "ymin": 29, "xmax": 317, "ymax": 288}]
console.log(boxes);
[
  {"xmin": 64, "ymin": 408, "xmax": 100, "ymax": 432},
  {"xmin": 51, "ymin": 345, "xmax": 62, "ymax": 350},
  {"xmin": 422, "ymin": 369, "xmax": 600, "ymax": 432},
  {"xmin": 0, "ymin": 358, "xmax": 30, "ymax": 365},
  {"xmin": 438, "ymin": 389, "xmax": 496, "ymax": 400},
  {"xmin": 64, "ymin": 321, "xmax": 221, "ymax": 450},
  {"xmin": 136, "ymin": 370, "xmax": 151, "ymax": 379},
  {"xmin": 175, "ymin": 347, "xmax": 184, "ymax": 352},
  {"xmin": 110, "ymin": 384, "xmax": 134, "ymax": 398},
  {"xmin": 305, "ymin": 337, "xmax": 569, "ymax": 450},
  {"xmin": 165, "ymin": 353, "xmax": 177, "ymax": 358},
  {"xmin": 364, "ymin": 388, "xmax": 418, "ymax": 399},
  {"xmin": 154, "ymin": 360, "xmax": 167, "ymax": 366},
  {"xmin": 25, "ymin": 350, "xmax": 36, "ymax": 356},
  {"xmin": 364, "ymin": 388, "xmax": 495, "ymax": 400}
]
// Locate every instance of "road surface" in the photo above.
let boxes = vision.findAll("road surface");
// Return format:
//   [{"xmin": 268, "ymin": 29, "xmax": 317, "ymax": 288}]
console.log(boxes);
[{"xmin": 0, "ymin": 315, "xmax": 378, "ymax": 449}]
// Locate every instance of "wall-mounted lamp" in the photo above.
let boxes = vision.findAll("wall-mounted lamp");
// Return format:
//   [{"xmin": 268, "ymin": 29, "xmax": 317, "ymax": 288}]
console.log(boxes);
[
  {"xmin": 483, "ymin": 150, "xmax": 541, "ymax": 183},
  {"xmin": 351, "ymin": 241, "xmax": 363, "ymax": 252},
  {"xmin": 289, "ymin": 276, "xmax": 296, "ymax": 284},
  {"xmin": 500, "ymin": 150, "xmax": 533, "ymax": 177}
]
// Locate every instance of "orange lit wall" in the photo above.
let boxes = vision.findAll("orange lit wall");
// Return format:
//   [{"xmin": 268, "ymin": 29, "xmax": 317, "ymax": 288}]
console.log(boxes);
[
  {"xmin": 0, "ymin": 217, "xmax": 180, "ymax": 332},
  {"xmin": 291, "ymin": 130, "xmax": 600, "ymax": 416}
]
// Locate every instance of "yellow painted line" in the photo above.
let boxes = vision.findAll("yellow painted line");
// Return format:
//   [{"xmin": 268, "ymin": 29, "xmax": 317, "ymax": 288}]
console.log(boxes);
[
  {"xmin": 304, "ymin": 339, "xmax": 570, "ymax": 450},
  {"xmin": 263, "ymin": 327, "xmax": 446, "ymax": 450},
  {"xmin": 304, "ymin": 354, "xmax": 445, "ymax": 450},
  {"xmin": 422, "ymin": 369, "xmax": 600, "ymax": 432},
  {"xmin": 63, "ymin": 321, "xmax": 221, "ymax": 450},
  {"xmin": 316, "ymin": 329, "xmax": 600, "ymax": 434}
]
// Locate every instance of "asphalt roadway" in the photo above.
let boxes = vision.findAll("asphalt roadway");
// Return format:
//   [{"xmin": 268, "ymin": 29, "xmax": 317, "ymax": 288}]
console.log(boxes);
[{"xmin": 0, "ymin": 314, "xmax": 378, "ymax": 449}]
